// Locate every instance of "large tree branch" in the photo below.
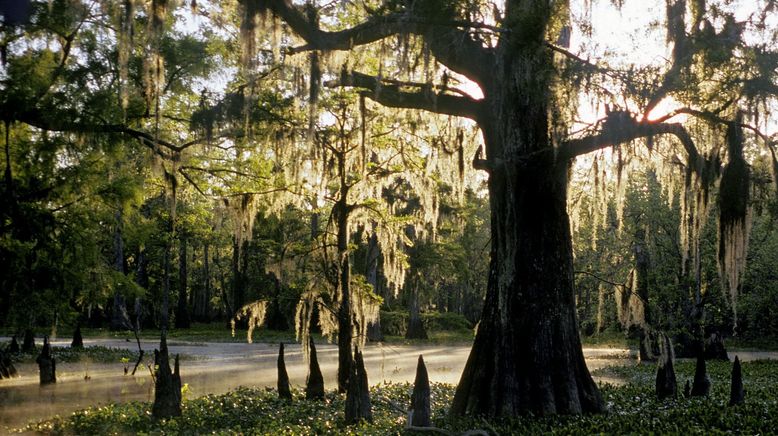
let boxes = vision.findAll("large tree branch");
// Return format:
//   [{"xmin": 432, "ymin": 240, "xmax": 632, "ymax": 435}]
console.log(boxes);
[
  {"xmin": 558, "ymin": 114, "xmax": 702, "ymax": 167},
  {"xmin": 8, "ymin": 107, "xmax": 205, "ymax": 159},
  {"xmin": 257, "ymin": 0, "xmax": 493, "ymax": 85},
  {"xmin": 325, "ymin": 70, "xmax": 483, "ymax": 121}
]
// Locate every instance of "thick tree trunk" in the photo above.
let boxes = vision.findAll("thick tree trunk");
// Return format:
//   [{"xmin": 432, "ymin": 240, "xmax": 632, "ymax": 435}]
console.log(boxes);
[
  {"xmin": 175, "ymin": 234, "xmax": 190, "ymax": 329},
  {"xmin": 451, "ymin": 154, "xmax": 603, "ymax": 415},
  {"xmin": 449, "ymin": 13, "xmax": 604, "ymax": 414}
]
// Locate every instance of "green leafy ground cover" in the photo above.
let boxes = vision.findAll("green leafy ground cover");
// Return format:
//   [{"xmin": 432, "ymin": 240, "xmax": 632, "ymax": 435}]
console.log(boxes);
[{"xmin": 20, "ymin": 359, "xmax": 778, "ymax": 435}]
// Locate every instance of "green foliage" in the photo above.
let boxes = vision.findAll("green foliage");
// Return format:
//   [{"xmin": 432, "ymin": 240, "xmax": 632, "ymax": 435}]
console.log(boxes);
[
  {"xmin": 24, "ymin": 360, "xmax": 778, "ymax": 434},
  {"xmin": 379, "ymin": 310, "xmax": 473, "ymax": 337}
]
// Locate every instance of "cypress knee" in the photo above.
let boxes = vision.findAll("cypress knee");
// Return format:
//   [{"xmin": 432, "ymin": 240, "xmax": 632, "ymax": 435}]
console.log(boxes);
[
  {"xmin": 36, "ymin": 336, "xmax": 56, "ymax": 385},
  {"xmin": 345, "ymin": 346, "xmax": 372, "ymax": 424},
  {"xmin": 9, "ymin": 336, "xmax": 19, "ymax": 353},
  {"xmin": 277, "ymin": 342, "xmax": 292, "ymax": 400},
  {"xmin": 305, "ymin": 339, "xmax": 324, "ymax": 400},
  {"xmin": 22, "ymin": 329, "xmax": 35, "ymax": 353},
  {"xmin": 410, "ymin": 355, "xmax": 431, "ymax": 427},
  {"xmin": 152, "ymin": 336, "xmax": 182, "ymax": 418},
  {"xmin": 0, "ymin": 350, "xmax": 18, "ymax": 379},
  {"xmin": 729, "ymin": 356, "xmax": 745, "ymax": 406},
  {"xmin": 690, "ymin": 354, "xmax": 710, "ymax": 396},
  {"xmin": 71, "ymin": 324, "xmax": 83, "ymax": 349},
  {"xmin": 655, "ymin": 335, "xmax": 676, "ymax": 400},
  {"xmin": 704, "ymin": 332, "xmax": 729, "ymax": 360}
]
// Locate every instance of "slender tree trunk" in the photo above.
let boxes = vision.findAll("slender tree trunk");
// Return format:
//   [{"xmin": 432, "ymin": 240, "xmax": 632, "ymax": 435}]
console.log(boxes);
[
  {"xmin": 231, "ymin": 237, "xmax": 241, "ymax": 315},
  {"xmin": 334, "ymin": 142, "xmax": 353, "ymax": 394},
  {"xmin": 175, "ymin": 234, "xmax": 190, "ymax": 328},
  {"xmin": 336, "ymin": 195, "xmax": 352, "ymax": 393},
  {"xmin": 111, "ymin": 209, "xmax": 131, "ymax": 331},
  {"xmin": 203, "ymin": 243, "xmax": 211, "ymax": 320},
  {"xmin": 215, "ymin": 247, "xmax": 233, "ymax": 318},
  {"xmin": 365, "ymin": 233, "xmax": 383, "ymax": 341},
  {"xmin": 161, "ymin": 243, "xmax": 171, "ymax": 333}
]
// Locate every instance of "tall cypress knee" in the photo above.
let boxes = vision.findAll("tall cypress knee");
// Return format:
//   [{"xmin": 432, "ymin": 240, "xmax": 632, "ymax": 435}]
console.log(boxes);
[
  {"xmin": 410, "ymin": 355, "xmax": 431, "ymax": 427},
  {"xmin": 729, "ymin": 356, "xmax": 745, "ymax": 406},
  {"xmin": 0, "ymin": 350, "xmax": 18, "ymax": 378},
  {"xmin": 22, "ymin": 329, "xmax": 35, "ymax": 353},
  {"xmin": 277, "ymin": 342, "xmax": 292, "ymax": 400},
  {"xmin": 656, "ymin": 335, "xmax": 677, "ymax": 400},
  {"xmin": 36, "ymin": 336, "xmax": 56, "ymax": 385},
  {"xmin": 71, "ymin": 324, "xmax": 83, "ymax": 349},
  {"xmin": 9, "ymin": 336, "xmax": 19, "ymax": 353},
  {"xmin": 345, "ymin": 346, "xmax": 372, "ymax": 424},
  {"xmin": 305, "ymin": 339, "xmax": 324, "ymax": 400},
  {"xmin": 690, "ymin": 354, "xmax": 710, "ymax": 396},
  {"xmin": 152, "ymin": 336, "xmax": 182, "ymax": 418}
]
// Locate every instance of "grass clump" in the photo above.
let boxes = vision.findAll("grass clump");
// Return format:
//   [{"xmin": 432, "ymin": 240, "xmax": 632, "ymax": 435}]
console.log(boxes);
[{"xmin": 22, "ymin": 359, "xmax": 778, "ymax": 435}]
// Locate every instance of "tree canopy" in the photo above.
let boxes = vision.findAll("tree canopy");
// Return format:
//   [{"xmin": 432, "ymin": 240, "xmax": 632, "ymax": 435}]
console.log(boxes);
[{"xmin": 1, "ymin": 0, "xmax": 777, "ymax": 419}]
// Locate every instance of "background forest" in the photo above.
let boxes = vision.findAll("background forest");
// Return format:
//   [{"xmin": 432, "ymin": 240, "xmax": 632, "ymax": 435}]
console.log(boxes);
[
  {"xmin": 2, "ymin": 0, "xmax": 778, "ymax": 433},
  {"xmin": 0, "ymin": 0, "xmax": 777, "ymax": 352}
]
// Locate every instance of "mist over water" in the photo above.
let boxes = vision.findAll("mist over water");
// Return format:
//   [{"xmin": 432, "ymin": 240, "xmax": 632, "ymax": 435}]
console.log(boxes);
[{"xmin": 0, "ymin": 338, "xmax": 640, "ymax": 430}]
